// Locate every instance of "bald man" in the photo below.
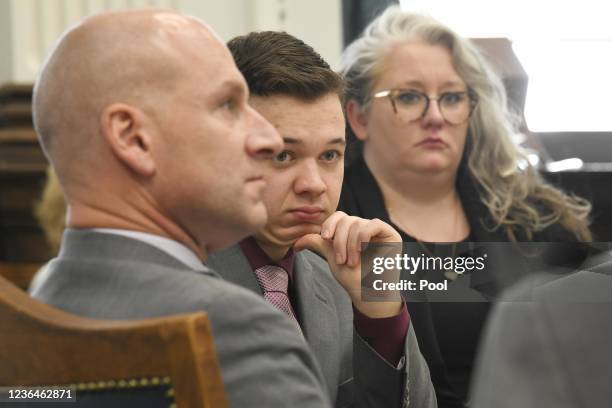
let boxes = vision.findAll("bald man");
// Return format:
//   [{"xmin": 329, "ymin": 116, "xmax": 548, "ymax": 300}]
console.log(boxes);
[{"xmin": 29, "ymin": 10, "xmax": 331, "ymax": 407}]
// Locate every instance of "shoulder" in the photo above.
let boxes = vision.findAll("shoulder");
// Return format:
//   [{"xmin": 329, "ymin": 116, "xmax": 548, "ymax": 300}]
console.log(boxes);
[
  {"xmin": 298, "ymin": 250, "xmax": 329, "ymax": 271},
  {"xmin": 528, "ymin": 199, "xmax": 581, "ymax": 242},
  {"xmin": 493, "ymin": 261, "xmax": 611, "ymax": 312},
  {"xmin": 205, "ymin": 244, "xmax": 244, "ymax": 267},
  {"xmin": 34, "ymin": 258, "xmax": 330, "ymax": 407},
  {"xmin": 457, "ymin": 171, "xmax": 585, "ymax": 243},
  {"xmin": 532, "ymin": 222, "xmax": 578, "ymax": 242},
  {"xmin": 34, "ymin": 255, "xmax": 310, "ymax": 344},
  {"xmin": 297, "ymin": 250, "xmax": 341, "ymax": 288},
  {"xmin": 34, "ymin": 255, "xmax": 269, "ymax": 319},
  {"xmin": 204, "ymin": 244, "xmax": 252, "ymax": 282},
  {"xmin": 162, "ymin": 268, "xmax": 332, "ymax": 408}
]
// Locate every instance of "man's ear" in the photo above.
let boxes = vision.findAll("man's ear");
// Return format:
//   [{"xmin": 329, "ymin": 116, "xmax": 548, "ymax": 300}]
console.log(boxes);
[
  {"xmin": 345, "ymin": 99, "xmax": 369, "ymax": 141},
  {"xmin": 100, "ymin": 103, "xmax": 156, "ymax": 177}
]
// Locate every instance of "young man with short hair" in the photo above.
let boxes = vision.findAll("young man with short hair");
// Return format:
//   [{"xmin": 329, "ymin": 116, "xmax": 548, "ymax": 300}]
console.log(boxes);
[{"xmin": 207, "ymin": 31, "xmax": 435, "ymax": 408}]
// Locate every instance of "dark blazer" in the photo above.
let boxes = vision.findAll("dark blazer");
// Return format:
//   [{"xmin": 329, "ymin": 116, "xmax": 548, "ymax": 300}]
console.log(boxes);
[
  {"xmin": 471, "ymin": 250, "xmax": 612, "ymax": 408},
  {"xmin": 339, "ymin": 158, "xmax": 580, "ymax": 244},
  {"xmin": 207, "ymin": 245, "xmax": 437, "ymax": 408},
  {"xmin": 339, "ymin": 157, "xmax": 588, "ymax": 408},
  {"xmin": 31, "ymin": 230, "xmax": 332, "ymax": 408}
]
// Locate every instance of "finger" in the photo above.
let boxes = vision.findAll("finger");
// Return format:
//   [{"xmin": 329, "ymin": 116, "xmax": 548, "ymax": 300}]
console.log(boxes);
[
  {"xmin": 362, "ymin": 218, "xmax": 402, "ymax": 243},
  {"xmin": 349, "ymin": 218, "xmax": 399, "ymax": 263},
  {"xmin": 332, "ymin": 215, "xmax": 356, "ymax": 265},
  {"xmin": 320, "ymin": 211, "xmax": 347, "ymax": 240},
  {"xmin": 352, "ymin": 218, "xmax": 393, "ymax": 265},
  {"xmin": 346, "ymin": 220, "xmax": 364, "ymax": 267}
]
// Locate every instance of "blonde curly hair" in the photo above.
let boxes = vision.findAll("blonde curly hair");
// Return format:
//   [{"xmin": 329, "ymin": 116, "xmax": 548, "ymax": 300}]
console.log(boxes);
[{"xmin": 35, "ymin": 167, "xmax": 66, "ymax": 254}]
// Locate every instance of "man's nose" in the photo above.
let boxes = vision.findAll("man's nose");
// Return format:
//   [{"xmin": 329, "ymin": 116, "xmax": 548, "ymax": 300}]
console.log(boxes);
[{"xmin": 294, "ymin": 160, "xmax": 327, "ymax": 196}]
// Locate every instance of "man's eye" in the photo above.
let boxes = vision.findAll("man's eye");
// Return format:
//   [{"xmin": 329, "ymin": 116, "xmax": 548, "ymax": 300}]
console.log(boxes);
[
  {"xmin": 222, "ymin": 99, "xmax": 235, "ymax": 110},
  {"xmin": 320, "ymin": 150, "xmax": 341, "ymax": 162},
  {"xmin": 395, "ymin": 91, "xmax": 423, "ymax": 105},
  {"xmin": 440, "ymin": 92, "xmax": 466, "ymax": 106},
  {"xmin": 273, "ymin": 150, "xmax": 294, "ymax": 163}
]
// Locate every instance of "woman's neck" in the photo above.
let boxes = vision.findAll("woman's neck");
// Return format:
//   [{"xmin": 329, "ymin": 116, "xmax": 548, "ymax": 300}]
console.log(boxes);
[{"xmin": 364, "ymin": 154, "xmax": 470, "ymax": 242}]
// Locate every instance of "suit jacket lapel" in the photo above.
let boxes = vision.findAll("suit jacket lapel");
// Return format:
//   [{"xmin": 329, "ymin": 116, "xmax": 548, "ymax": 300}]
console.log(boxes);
[
  {"xmin": 294, "ymin": 251, "xmax": 341, "ymax": 398},
  {"xmin": 210, "ymin": 246, "xmax": 342, "ymax": 398}
]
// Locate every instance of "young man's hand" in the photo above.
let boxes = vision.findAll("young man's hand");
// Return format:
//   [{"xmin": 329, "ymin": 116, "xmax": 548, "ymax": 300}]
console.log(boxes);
[{"xmin": 294, "ymin": 211, "xmax": 403, "ymax": 318}]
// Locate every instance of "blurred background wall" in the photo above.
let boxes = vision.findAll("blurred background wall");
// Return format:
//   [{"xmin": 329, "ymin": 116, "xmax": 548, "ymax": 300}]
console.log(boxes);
[{"xmin": 0, "ymin": 0, "xmax": 343, "ymax": 84}]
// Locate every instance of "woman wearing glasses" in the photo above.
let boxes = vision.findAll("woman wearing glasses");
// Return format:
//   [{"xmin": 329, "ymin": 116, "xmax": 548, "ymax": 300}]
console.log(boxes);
[{"xmin": 339, "ymin": 6, "xmax": 592, "ymax": 408}]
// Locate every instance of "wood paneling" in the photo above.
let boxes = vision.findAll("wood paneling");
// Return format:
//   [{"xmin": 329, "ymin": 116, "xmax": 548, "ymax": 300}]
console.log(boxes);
[{"xmin": 0, "ymin": 83, "xmax": 50, "ymax": 264}]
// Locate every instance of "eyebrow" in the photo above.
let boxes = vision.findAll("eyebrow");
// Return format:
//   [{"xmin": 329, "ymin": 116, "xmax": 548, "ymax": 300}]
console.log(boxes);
[
  {"xmin": 211, "ymin": 79, "xmax": 246, "ymax": 100},
  {"xmin": 283, "ymin": 137, "xmax": 346, "ymax": 145},
  {"xmin": 327, "ymin": 138, "xmax": 346, "ymax": 145}
]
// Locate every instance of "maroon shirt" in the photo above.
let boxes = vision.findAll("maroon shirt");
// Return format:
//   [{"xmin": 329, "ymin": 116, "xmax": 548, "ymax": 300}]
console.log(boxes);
[{"xmin": 239, "ymin": 236, "xmax": 409, "ymax": 366}]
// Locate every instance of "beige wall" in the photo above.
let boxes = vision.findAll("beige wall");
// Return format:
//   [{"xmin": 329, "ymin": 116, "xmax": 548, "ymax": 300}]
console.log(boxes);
[
  {"xmin": 0, "ymin": 0, "xmax": 13, "ymax": 82},
  {"xmin": 0, "ymin": 0, "xmax": 342, "ymax": 84}
]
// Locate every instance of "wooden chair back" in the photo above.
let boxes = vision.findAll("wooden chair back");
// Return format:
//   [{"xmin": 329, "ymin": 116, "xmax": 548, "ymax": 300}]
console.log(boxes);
[{"xmin": 0, "ymin": 275, "xmax": 228, "ymax": 407}]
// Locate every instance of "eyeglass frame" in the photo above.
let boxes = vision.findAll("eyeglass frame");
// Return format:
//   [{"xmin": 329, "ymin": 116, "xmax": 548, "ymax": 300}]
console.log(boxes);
[{"xmin": 368, "ymin": 88, "xmax": 479, "ymax": 125}]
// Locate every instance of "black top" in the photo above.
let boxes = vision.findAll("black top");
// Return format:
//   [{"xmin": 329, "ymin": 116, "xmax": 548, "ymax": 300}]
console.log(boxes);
[{"xmin": 338, "ymin": 157, "xmax": 588, "ymax": 408}]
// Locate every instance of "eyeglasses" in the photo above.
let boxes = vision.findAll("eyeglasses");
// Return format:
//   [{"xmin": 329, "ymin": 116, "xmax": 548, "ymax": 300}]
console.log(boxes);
[{"xmin": 369, "ymin": 88, "xmax": 478, "ymax": 125}]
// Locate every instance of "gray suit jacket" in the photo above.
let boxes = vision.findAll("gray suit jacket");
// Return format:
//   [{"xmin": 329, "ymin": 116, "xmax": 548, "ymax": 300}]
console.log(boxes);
[
  {"xmin": 470, "ymin": 251, "xmax": 612, "ymax": 408},
  {"xmin": 30, "ymin": 230, "xmax": 332, "ymax": 408},
  {"xmin": 207, "ymin": 245, "xmax": 437, "ymax": 408}
]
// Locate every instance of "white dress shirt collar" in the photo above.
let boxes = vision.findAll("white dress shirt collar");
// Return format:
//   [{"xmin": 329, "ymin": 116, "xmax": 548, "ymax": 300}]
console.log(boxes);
[{"xmin": 91, "ymin": 228, "xmax": 205, "ymax": 271}]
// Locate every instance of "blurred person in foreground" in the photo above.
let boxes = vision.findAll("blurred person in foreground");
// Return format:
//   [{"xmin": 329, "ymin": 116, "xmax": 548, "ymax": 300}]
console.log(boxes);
[
  {"xmin": 29, "ymin": 9, "xmax": 333, "ymax": 407},
  {"xmin": 338, "ymin": 5, "xmax": 592, "ymax": 407},
  {"xmin": 471, "ymin": 245, "xmax": 612, "ymax": 407},
  {"xmin": 206, "ymin": 31, "xmax": 436, "ymax": 408}
]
